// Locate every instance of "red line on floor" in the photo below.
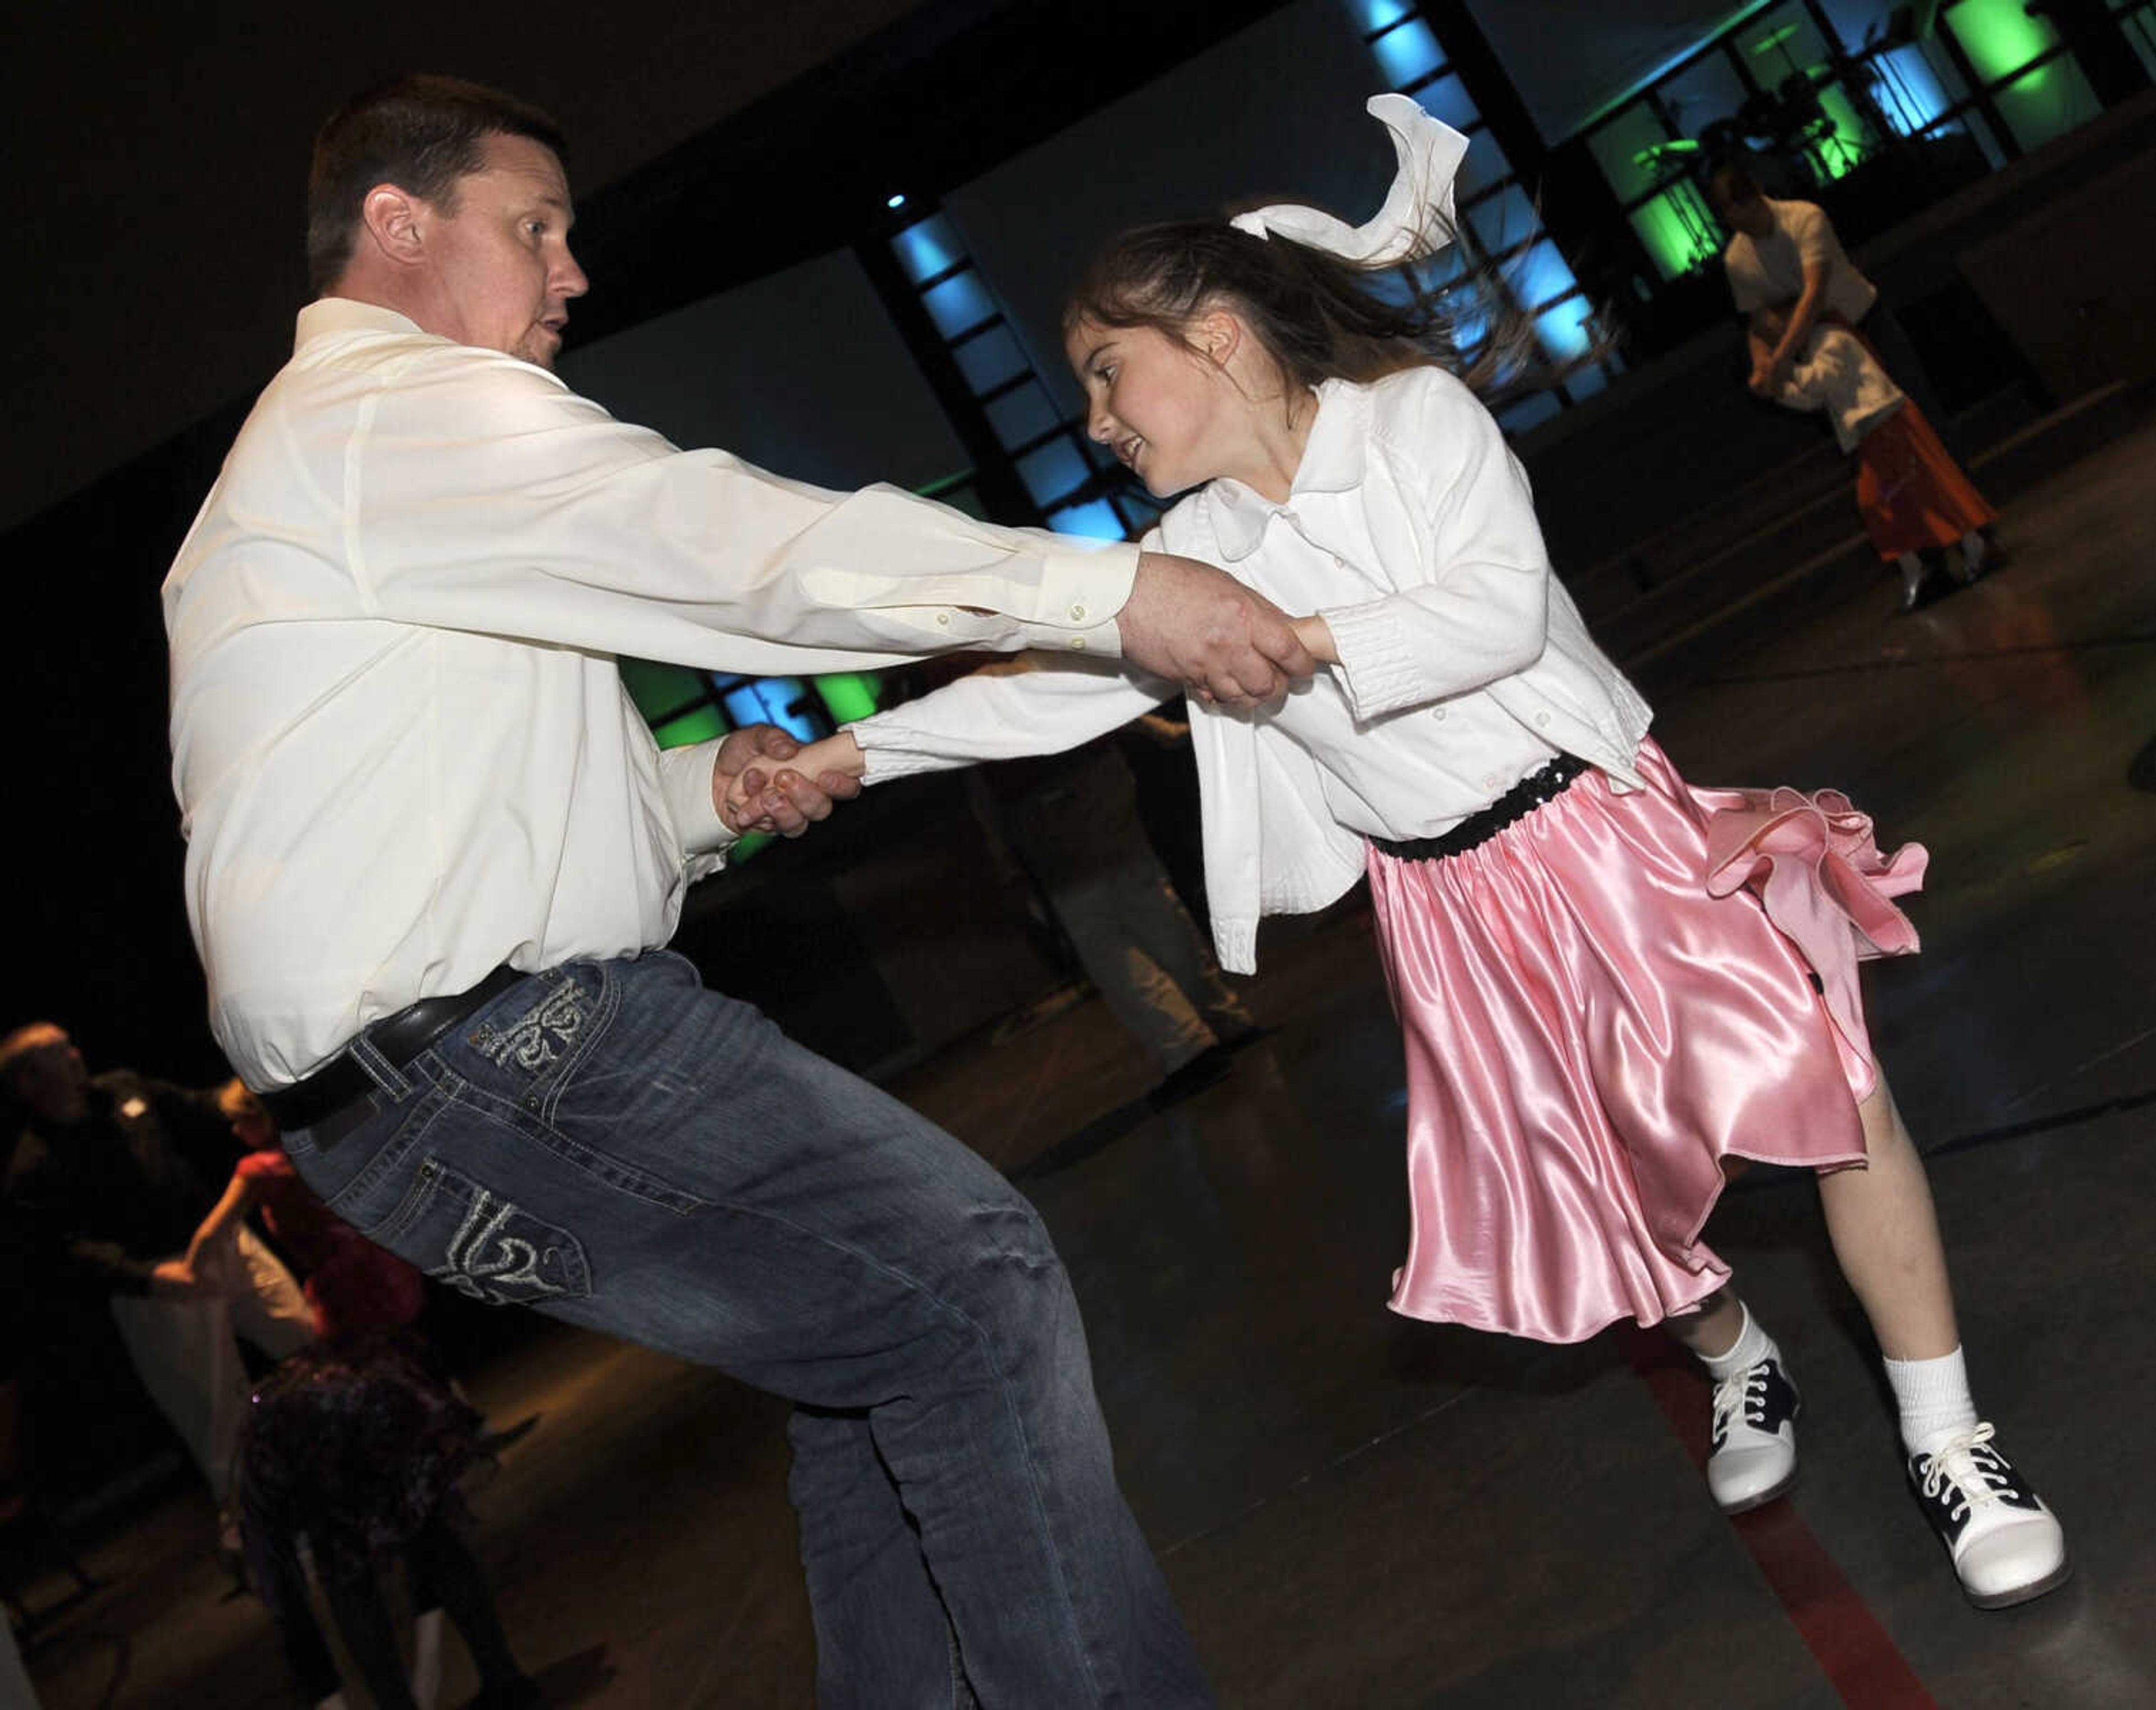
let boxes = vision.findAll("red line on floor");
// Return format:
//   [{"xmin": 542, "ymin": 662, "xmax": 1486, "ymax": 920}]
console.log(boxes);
[{"xmin": 1616, "ymin": 1324, "xmax": 1940, "ymax": 1710}]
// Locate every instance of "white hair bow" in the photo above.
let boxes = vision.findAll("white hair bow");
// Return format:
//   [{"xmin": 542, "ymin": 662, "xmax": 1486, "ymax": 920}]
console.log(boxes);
[{"xmin": 1228, "ymin": 93, "xmax": 1470, "ymax": 267}]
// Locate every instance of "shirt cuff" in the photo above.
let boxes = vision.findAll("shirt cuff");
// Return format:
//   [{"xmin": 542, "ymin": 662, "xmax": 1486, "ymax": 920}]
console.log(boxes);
[
  {"xmin": 1320, "ymin": 600, "xmax": 1428, "ymax": 721},
  {"xmin": 1006, "ymin": 540, "xmax": 1137, "ymax": 659},
  {"xmin": 656, "ymin": 740, "xmax": 738, "ymax": 860}
]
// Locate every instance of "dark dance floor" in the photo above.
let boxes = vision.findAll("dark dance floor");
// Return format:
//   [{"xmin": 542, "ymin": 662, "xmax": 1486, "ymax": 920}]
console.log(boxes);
[{"xmin": 20, "ymin": 410, "xmax": 2156, "ymax": 1707}]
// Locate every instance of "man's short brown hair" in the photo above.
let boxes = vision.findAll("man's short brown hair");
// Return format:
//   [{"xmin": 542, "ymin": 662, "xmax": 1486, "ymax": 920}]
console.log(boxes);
[{"xmin": 306, "ymin": 73, "xmax": 568, "ymax": 292}]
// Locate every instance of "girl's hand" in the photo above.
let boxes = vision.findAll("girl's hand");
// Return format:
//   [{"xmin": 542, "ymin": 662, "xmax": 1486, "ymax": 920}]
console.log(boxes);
[
  {"xmin": 719, "ymin": 731, "xmax": 866, "ymax": 835},
  {"xmin": 1291, "ymin": 614, "xmax": 1340, "ymax": 666}
]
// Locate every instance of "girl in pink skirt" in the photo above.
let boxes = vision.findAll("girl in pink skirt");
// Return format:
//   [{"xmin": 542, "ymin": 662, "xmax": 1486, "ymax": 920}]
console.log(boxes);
[{"xmin": 775, "ymin": 98, "xmax": 2066, "ymax": 1609}]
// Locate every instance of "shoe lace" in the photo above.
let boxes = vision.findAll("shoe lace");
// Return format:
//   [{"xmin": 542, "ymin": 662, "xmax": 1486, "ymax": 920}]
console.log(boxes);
[
  {"xmin": 1917, "ymin": 1422, "xmax": 2008, "ymax": 1521},
  {"xmin": 1711, "ymin": 1362, "xmax": 1767, "ymax": 1434}
]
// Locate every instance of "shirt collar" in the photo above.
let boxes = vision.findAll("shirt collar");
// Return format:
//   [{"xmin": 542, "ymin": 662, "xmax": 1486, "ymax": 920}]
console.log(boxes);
[
  {"xmin": 1206, "ymin": 378, "xmax": 1369, "ymax": 560},
  {"xmin": 294, "ymin": 296, "xmax": 429, "ymax": 353}
]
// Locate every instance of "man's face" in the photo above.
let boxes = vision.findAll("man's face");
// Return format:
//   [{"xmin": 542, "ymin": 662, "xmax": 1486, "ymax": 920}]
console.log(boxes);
[
  {"xmin": 1714, "ymin": 182, "xmax": 1775, "ymax": 239},
  {"xmin": 5, "ymin": 1025, "xmax": 89, "ymax": 1124},
  {"xmin": 420, "ymin": 132, "xmax": 588, "ymax": 369}
]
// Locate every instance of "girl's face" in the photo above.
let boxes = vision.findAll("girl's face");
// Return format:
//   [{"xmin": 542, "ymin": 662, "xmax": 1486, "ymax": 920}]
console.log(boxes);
[{"xmin": 1065, "ymin": 316, "xmax": 1234, "ymax": 498}]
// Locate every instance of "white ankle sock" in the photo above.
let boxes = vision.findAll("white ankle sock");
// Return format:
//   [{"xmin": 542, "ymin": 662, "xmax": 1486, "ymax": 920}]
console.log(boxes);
[
  {"xmin": 1885, "ymin": 1346, "xmax": 1979, "ymax": 1455},
  {"xmin": 1697, "ymin": 1303, "xmax": 1776, "ymax": 1380},
  {"xmin": 1961, "ymin": 530, "xmax": 1988, "ymax": 573},
  {"xmin": 1897, "ymin": 551, "xmax": 1927, "ymax": 598}
]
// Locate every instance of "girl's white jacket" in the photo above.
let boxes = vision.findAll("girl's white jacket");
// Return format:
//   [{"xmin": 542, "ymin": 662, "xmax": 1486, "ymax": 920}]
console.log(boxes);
[{"xmin": 852, "ymin": 367, "xmax": 1653, "ymax": 973}]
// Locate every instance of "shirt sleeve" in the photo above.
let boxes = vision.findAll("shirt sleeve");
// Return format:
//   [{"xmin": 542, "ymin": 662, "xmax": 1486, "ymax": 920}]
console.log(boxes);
[
  {"xmin": 1316, "ymin": 373, "xmax": 1550, "ymax": 722},
  {"xmin": 850, "ymin": 653, "xmax": 1177, "ymax": 782},
  {"xmin": 342, "ymin": 345, "xmax": 1137, "ymax": 674}
]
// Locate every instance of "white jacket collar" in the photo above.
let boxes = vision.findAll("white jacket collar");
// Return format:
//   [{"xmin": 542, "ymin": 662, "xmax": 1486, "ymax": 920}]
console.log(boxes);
[{"xmin": 1207, "ymin": 378, "xmax": 1371, "ymax": 560}]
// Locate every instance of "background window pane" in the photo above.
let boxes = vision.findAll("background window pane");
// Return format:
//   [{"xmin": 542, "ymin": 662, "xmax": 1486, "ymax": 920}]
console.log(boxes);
[
  {"xmin": 1990, "ymin": 56, "xmax": 2104, "ymax": 150},
  {"xmin": 1534, "ymin": 294, "xmax": 1597, "ymax": 362},
  {"xmin": 1456, "ymin": 127, "xmax": 1513, "ymax": 198},
  {"xmin": 1414, "ymin": 74, "xmax": 1480, "ymax": 133},
  {"xmin": 1372, "ymin": 18, "xmax": 1446, "ymax": 87},
  {"xmin": 814, "ymin": 673, "xmax": 883, "ymax": 724},
  {"xmin": 1511, "ymin": 241, "xmax": 1579, "ymax": 311},
  {"xmin": 1468, "ymin": 184, "xmax": 1537, "ymax": 255},
  {"xmin": 651, "ymin": 706, "xmax": 727, "ymax": 749},
  {"xmin": 1016, "ymin": 438, "xmax": 1089, "ymax": 507},
  {"xmin": 1588, "ymin": 103, "xmax": 1679, "ymax": 204},
  {"xmin": 985, "ymin": 382, "xmax": 1061, "ymax": 451},
  {"xmin": 1630, "ymin": 187, "xmax": 1724, "ymax": 280},
  {"xmin": 1496, "ymin": 391, "xmax": 1562, "ymax": 435},
  {"xmin": 1047, "ymin": 499, "xmax": 1128, "ymax": 541},
  {"xmin": 1945, "ymin": 0, "xmax": 2060, "ymax": 83},
  {"xmin": 1867, "ymin": 43, "xmax": 1957, "ymax": 134},
  {"xmin": 1347, "ymin": 0, "xmax": 1415, "ymax": 32},
  {"xmin": 890, "ymin": 214, "xmax": 961, "ymax": 285},
  {"xmin": 723, "ymin": 679, "xmax": 828, "ymax": 744},
  {"xmin": 953, "ymin": 324, "xmax": 1031, "ymax": 395},
  {"xmin": 921, "ymin": 270, "xmax": 995, "ymax": 339}
]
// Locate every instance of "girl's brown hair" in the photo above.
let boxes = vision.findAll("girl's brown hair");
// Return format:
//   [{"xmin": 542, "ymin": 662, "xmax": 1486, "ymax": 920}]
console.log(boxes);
[{"xmin": 1065, "ymin": 215, "xmax": 1560, "ymax": 404}]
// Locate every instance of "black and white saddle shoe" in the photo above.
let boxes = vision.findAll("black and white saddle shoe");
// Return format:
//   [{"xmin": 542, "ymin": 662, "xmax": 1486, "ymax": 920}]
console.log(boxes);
[
  {"xmin": 1707, "ymin": 1355, "xmax": 1801, "ymax": 1513},
  {"xmin": 1907, "ymin": 1423, "xmax": 2070, "ymax": 1609}
]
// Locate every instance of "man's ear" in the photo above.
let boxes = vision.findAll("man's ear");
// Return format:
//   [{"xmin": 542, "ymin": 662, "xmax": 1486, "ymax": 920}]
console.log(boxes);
[{"xmin": 357, "ymin": 182, "xmax": 429, "ymax": 268}]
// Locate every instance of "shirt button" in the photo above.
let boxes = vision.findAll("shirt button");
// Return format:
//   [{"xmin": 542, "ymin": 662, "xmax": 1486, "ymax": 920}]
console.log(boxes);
[
  {"xmin": 935, "ymin": 611, "xmax": 951, "ymax": 626},
  {"xmin": 1069, "ymin": 637, "xmax": 1088, "ymax": 651},
  {"xmin": 1482, "ymin": 774, "xmax": 1500, "ymax": 790},
  {"xmin": 1069, "ymin": 602, "xmax": 1087, "ymax": 621},
  {"xmin": 1534, "ymin": 710, "xmax": 1551, "ymax": 727},
  {"xmin": 1431, "ymin": 708, "xmax": 1446, "ymax": 722}
]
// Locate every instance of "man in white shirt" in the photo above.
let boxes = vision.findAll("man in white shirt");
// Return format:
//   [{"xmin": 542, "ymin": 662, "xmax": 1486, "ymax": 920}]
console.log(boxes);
[
  {"xmin": 1711, "ymin": 166, "xmax": 1879, "ymax": 399},
  {"xmin": 165, "ymin": 74, "xmax": 1245, "ymax": 1705}
]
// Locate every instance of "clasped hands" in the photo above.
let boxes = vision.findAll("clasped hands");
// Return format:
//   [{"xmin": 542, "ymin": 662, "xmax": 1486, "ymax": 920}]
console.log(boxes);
[{"xmin": 714, "ymin": 554, "xmax": 1336, "ymax": 839}]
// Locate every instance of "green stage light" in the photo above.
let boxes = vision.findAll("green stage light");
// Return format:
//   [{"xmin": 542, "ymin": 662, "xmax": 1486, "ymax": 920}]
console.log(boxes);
[{"xmin": 1947, "ymin": 0, "xmax": 2054, "ymax": 84}]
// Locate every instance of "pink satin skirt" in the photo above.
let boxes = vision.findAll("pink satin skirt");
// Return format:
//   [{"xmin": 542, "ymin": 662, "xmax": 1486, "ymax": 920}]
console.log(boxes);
[{"xmin": 1366, "ymin": 739, "xmax": 1925, "ymax": 1344}]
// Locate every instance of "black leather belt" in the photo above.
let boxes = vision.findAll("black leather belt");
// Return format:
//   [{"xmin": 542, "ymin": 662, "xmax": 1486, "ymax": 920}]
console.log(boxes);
[
  {"xmin": 261, "ymin": 965, "xmax": 528, "ymax": 1135},
  {"xmin": 1370, "ymin": 753, "xmax": 1592, "ymax": 863}
]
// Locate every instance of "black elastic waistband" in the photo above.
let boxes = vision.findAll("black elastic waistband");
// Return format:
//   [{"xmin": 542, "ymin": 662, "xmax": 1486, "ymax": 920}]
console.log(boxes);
[
  {"xmin": 260, "ymin": 964, "xmax": 528, "ymax": 1135},
  {"xmin": 1370, "ymin": 753, "xmax": 1593, "ymax": 863}
]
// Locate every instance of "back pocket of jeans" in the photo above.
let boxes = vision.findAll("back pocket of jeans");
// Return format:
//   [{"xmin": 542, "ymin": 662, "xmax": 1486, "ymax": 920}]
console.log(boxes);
[{"xmin": 377, "ymin": 1156, "xmax": 592, "ymax": 1307}]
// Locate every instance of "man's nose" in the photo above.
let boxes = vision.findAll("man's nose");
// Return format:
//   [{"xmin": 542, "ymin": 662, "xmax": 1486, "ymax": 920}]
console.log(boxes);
[{"xmin": 556, "ymin": 246, "xmax": 590, "ymax": 299}]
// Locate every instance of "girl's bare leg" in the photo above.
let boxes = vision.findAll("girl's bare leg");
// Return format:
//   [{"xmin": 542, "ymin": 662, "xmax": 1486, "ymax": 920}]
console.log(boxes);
[
  {"xmin": 1816, "ymin": 1077, "xmax": 1959, "ymax": 1361},
  {"xmin": 1665, "ymin": 1288, "xmax": 1747, "ymax": 1360}
]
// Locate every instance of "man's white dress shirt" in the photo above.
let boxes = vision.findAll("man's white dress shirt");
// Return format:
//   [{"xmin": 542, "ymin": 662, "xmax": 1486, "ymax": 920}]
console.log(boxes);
[
  {"xmin": 1723, "ymin": 198, "xmax": 1878, "ymax": 324},
  {"xmin": 165, "ymin": 299, "xmax": 1136, "ymax": 1089},
  {"xmin": 853, "ymin": 368, "xmax": 1654, "ymax": 973}
]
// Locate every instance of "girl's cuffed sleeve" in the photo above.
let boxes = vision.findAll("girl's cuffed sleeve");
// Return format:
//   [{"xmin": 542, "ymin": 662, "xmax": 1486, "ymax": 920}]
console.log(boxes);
[
  {"xmin": 851, "ymin": 654, "xmax": 1176, "ymax": 783},
  {"xmin": 1321, "ymin": 373, "xmax": 1550, "ymax": 721}
]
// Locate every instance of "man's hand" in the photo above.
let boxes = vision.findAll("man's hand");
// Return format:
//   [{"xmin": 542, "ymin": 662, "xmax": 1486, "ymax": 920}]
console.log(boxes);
[
  {"xmin": 712, "ymin": 724, "xmax": 861, "ymax": 839},
  {"xmin": 1118, "ymin": 552, "xmax": 1318, "ymax": 708}
]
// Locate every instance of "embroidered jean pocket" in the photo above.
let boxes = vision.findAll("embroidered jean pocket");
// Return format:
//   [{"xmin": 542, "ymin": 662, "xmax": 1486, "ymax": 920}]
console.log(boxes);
[{"xmin": 377, "ymin": 1156, "xmax": 592, "ymax": 1307}]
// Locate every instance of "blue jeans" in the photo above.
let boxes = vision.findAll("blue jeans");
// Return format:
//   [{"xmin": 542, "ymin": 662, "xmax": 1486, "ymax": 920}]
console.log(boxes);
[{"xmin": 284, "ymin": 952, "xmax": 1212, "ymax": 1708}]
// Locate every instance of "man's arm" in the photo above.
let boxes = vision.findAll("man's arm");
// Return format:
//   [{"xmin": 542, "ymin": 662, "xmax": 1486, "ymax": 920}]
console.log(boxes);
[
  {"xmin": 1753, "ymin": 258, "xmax": 1830, "ymax": 392},
  {"xmin": 321, "ymin": 348, "xmax": 1310, "ymax": 706},
  {"xmin": 1119, "ymin": 553, "xmax": 1314, "ymax": 707}
]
